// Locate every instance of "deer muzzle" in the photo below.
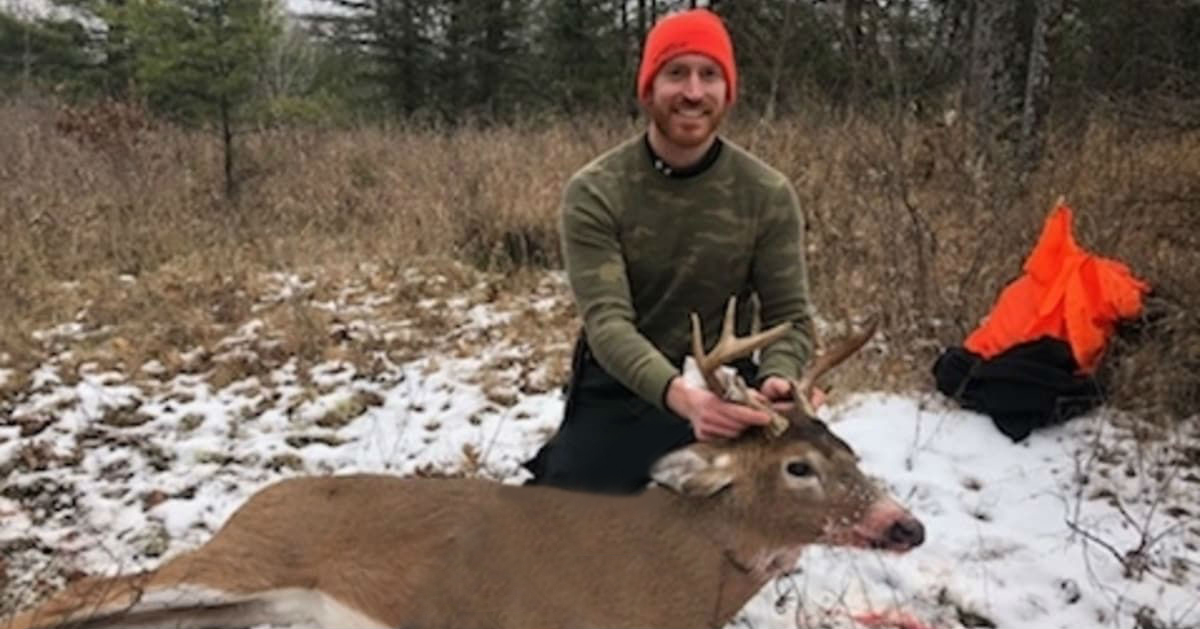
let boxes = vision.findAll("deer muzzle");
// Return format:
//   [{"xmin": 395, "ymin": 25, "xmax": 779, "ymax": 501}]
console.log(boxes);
[
  {"xmin": 855, "ymin": 497, "xmax": 925, "ymax": 552},
  {"xmin": 824, "ymin": 496, "xmax": 925, "ymax": 553}
]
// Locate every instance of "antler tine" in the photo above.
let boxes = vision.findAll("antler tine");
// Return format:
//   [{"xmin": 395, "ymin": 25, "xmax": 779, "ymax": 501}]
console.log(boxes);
[
  {"xmin": 692, "ymin": 297, "xmax": 739, "ymax": 390},
  {"xmin": 695, "ymin": 297, "xmax": 792, "ymax": 380},
  {"xmin": 691, "ymin": 296, "xmax": 794, "ymax": 437},
  {"xmin": 791, "ymin": 315, "xmax": 879, "ymax": 416},
  {"xmin": 690, "ymin": 311, "xmax": 724, "ymax": 396}
]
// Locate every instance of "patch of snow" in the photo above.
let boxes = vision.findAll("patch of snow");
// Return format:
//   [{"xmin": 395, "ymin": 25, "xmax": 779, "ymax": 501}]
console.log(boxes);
[
  {"xmin": 140, "ymin": 360, "xmax": 167, "ymax": 375},
  {"xmin": 30, "ymin": 322, "xmax": 85, "ymax": 343}
]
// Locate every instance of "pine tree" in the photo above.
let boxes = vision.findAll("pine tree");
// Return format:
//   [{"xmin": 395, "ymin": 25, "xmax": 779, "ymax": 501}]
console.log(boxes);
[{"xmin": 123, "ymin": 0, "xmax": 281, "ymax": 196}]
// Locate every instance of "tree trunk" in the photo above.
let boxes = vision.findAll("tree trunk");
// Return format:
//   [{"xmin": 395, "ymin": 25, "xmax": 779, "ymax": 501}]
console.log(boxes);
[
  {"xmin": 966, "ymin": 0, "xmax": 1026, "ymax": 160},
  {"xmin": 637, "ymin": 0, "xmax": 645, "ymax": 43},
  {"xmin": 221, "ymin": 94, "xmax": 234, "ymax": 199},
  {"xmin": 22, "ymin": 20, "xmax": 32, "ymax": 91},
  {"xmin": 481, "ymin": 1, "xmax": 504, "ymax": 117},
  {"xmin": 443, "ymin": 0, "xmax": 464, "ymax": 114},
  {"xmin": 763, "ymin": 0, "xmax": 797, "ymax": 122},
  {"xmin": 844, "ymin": 0, "xmax": 863, "ymax": 105},
  {"xmin": 401, "ymin": 0, "xmax": 420, "ymax": 115},
  {"xmin": 1019, "ymin": 0, "xmax": 1064, "ymax": 168}
]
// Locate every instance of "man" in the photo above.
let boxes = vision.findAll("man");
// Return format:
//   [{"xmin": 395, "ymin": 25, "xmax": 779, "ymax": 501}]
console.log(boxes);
[{"xmin": 523, "ymin": 8, "xmax": 815, "ymax": 494}]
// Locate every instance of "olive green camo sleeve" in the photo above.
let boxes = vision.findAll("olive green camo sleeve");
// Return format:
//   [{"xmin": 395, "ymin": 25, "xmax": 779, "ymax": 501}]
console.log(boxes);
[
  {"xmin": 753, "ymin": 179, "xmax": 815, "ymax": 382},
  {"xmin": 560, "ymin": 178, "xmax": 680, "ymax": 409}
]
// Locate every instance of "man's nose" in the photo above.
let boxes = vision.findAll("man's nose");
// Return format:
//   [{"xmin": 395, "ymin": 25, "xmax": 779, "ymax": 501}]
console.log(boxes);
[{"xmin": 682, "ymin": 73, "xmax": 704, "ymax": 99}]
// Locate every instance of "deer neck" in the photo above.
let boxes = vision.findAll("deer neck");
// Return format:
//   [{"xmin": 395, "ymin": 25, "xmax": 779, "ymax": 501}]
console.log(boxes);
[
  {"xmin": 656, "ymin": 491, "xmax": 798, "ymax": 573},
  {"xmin": 705, "ymin": 518, "xmax": 803, "ymax": 583},
  {"xmin": 648, "ymin": 489, "xmax": 805, "ymax": 623}
]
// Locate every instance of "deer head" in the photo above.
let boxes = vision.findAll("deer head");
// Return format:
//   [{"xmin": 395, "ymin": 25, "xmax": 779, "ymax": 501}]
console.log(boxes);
[{"xmin": 654, "ymin": 297, "xmax": 923, "ymax": 558}]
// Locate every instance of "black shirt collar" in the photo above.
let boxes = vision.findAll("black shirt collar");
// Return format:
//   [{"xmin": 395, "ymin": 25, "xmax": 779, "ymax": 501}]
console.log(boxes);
[{"xmin": 643, "ymin": 133, "xmax": 723, "ymax": 179}]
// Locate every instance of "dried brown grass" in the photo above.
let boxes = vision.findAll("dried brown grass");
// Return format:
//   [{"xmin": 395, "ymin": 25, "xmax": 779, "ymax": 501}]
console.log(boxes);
[{"xmin": 1, "ymin": 96, "xmax": 1196, "ymax": 421}]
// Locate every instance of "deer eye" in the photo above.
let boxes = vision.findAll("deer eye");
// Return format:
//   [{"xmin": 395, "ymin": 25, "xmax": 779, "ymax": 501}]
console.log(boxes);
[{"xmin": 786, "ymin": 461, "xmax": 815, "ymax": 478}]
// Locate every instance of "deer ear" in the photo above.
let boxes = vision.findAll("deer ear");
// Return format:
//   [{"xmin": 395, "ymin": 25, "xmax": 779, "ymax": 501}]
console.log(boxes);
[{"xmin": 650, "ymin": 446, "xmax": 735, "ymax": 497}]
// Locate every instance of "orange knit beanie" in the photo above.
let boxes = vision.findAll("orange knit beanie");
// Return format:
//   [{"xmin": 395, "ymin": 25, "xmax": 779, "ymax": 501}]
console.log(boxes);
[{"xmin": 637, "ymin": 9, "xmax": 737, "ymax": 102}]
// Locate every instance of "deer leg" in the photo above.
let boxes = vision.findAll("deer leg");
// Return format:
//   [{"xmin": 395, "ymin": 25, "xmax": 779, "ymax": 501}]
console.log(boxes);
[
  {"xmin": 4, "ymin": 571, "xmax": 165, "ymax": 629},
  {"xmin": 4, "ymin": 553, "xmax": 288, "ymax": 629}
]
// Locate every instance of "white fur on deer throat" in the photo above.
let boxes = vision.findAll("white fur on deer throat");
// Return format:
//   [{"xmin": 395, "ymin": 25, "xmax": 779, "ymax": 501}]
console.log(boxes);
[{"xmin": 745, "ymin": 546, "xmax": 806, "ymax": 578}]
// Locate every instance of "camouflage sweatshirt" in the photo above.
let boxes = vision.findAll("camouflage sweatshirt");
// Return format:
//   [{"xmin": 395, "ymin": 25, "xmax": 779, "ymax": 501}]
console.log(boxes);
[{"xmin": 561, "ymin": 134, "xmax": 814, "ymax": 410}]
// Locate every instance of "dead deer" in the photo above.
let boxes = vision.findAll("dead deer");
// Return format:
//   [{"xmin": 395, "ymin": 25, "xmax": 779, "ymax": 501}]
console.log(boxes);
[{"xmin": 4, "ymin": 297, "xmax": 923, "ymax": 629}]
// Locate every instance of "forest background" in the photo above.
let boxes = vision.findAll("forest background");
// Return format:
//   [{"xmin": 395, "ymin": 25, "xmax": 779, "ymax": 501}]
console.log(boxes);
[{"xmin": 1, "ymin": 0, "xmax": 1197, "ymax": 423}]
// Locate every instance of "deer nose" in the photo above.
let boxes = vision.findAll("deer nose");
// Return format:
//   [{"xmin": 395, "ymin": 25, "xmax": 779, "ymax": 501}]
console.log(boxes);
[{"xmin": 885, "ymin": 517, "xmax": 925, "ymax": 549}]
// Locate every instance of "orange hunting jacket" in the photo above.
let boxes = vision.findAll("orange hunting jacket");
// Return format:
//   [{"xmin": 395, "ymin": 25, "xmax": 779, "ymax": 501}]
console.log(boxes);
[{"xmin": 964, "ymin": 202, "xmax": 1149, "ymax": 374}]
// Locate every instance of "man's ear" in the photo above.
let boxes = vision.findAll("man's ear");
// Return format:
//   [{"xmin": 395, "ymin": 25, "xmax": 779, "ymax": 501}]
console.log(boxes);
[
  {"xmin": 650, "ymin": 444, "xmax": 735, "ymax": 497},
  {"xmin": 638, "ymin": 87, "xmax": 654, "ymax": 110}
]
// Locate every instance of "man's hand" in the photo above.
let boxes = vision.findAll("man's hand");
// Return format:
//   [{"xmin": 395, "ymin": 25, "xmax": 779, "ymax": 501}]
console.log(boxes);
[
  {"xmin": 665, "ymin": 377, "xmax": 770, "ymax": 441},
  {"xmin": 759, "ymin": 376, "xmax": 826, "ymax": 413}
]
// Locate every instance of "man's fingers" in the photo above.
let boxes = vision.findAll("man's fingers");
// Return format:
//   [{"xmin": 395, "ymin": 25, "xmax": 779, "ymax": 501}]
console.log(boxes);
[
  {"xmin": 689, "ymin": 390, "xmax": 776, "ymax": 442},
  {"xmin": 694, "ymin": 403, "xmax": 755, "ymax": 439},
  {"xmin": 810, "ymin": 386, "xmax": 827, "ymax": 409},
  {"xmin": 694, "ymin": 422, "xmax": 737, "ymax": 442},
  {"xmin": 701, "ymin": 411, "xmax": 745, "ymax": 435},
  {"xmin": 771, "ymin": 400, "xmax": 796, "ymax": 413},
  {"xmin": 758, "ymin": 376, "xmax": 795, "ymax": 401},
  {"xmin": 710, "ymin": 425, "xmax": 739, "ymax": 440},
  {"xmin": 721, "ymin": 402, "xmax": 770, "ymax": 427}
]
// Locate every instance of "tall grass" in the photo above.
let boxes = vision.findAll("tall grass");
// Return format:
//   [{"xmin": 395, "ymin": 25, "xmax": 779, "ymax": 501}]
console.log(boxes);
[{"xmin": 1, "ymin": 96, "xmax": 1196, "ymax": 420}]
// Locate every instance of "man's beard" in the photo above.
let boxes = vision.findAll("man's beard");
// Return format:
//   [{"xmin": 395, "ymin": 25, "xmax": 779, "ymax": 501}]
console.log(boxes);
[{"xmin": 649, "ymin": 98, "xmax": 726, "ymax": 149}]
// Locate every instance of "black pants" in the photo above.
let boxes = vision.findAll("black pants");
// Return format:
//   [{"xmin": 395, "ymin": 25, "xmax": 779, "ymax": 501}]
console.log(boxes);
[{"xmin": 522, "ymin": 334, "xmax": 757, "ymax": 495}]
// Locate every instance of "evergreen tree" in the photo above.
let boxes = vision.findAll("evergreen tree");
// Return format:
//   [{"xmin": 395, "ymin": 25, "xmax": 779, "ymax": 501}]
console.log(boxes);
[
  {"xmin": 0, "ymin": 11, "xmax": 93, "ymax": 94},
  {"xmin": 534, "ymin": 0, "xmax": 630, "ymax": 114},
  {"xmin": 123, "ymin": 0, "xmax": 281, "ymax": 195}
]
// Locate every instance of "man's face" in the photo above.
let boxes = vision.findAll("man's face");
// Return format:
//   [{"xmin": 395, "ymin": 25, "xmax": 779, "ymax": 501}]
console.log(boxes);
[{"xmin": 643, "ymin": 53, "xmax": 729, "ymax": 149}]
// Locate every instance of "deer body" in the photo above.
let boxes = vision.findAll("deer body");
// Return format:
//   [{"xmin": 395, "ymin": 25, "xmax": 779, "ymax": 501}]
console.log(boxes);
[
  {"xmin": 5, "ymin": 300, "xmax": 923, "ymax": 629},
  {"xmin": 205, "ymin": 475, "xmax": 773, "ymax": 629},
  {"xmin": 9, "ymin": 474, "xmax": 820, "ymax": 629}
]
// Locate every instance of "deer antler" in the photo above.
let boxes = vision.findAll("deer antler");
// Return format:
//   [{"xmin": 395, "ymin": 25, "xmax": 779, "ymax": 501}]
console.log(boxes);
[
  {"xmin": 690, "ymin": 296, "xmax": 793, "ymax": 437},
  {"xmin": 791, "ymin": 316, "xmax": 879, "ymax": 417}
]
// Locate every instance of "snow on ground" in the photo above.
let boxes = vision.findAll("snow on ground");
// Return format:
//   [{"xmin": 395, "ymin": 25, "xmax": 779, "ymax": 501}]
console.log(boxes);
[
  {"xmin": 1, "ymin": 269, "xmax": 1197, "ymax": 629},
  {"xmin": 741, "ymin": 395, "xmax": 1200, "ymax": 629}
]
